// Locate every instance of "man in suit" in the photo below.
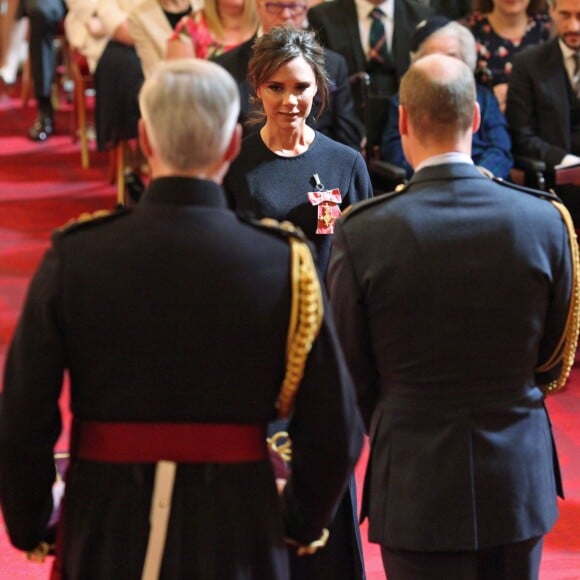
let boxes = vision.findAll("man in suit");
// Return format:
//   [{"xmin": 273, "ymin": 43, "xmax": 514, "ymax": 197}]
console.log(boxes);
[
  {"xmin": 0, "ymin": 58, "xmax": 364, "ymax": 578},
  {"xmin": 506, "ymin": 0, "xmax": 580, "ymax": 223},
  {"xmin": 328, "ymin": 53, "xmax": 578, "ymax": 579},
  {"xmin": 213, "ymin": 0, "xmax": 364, "ymax": 150},
  {"xmin": 307, "ymin": 0, "xmax": 431, "ymax": 103}
]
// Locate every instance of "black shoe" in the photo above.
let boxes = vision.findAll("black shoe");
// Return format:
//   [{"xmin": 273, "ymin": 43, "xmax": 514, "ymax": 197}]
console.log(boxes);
[
  {"xmin": 124, "ymin": 171, "xmax": 145, "ymax": 203},
  {"xmin": 28, "ymin": 114, "xmax": 53, "ymax": 142}
]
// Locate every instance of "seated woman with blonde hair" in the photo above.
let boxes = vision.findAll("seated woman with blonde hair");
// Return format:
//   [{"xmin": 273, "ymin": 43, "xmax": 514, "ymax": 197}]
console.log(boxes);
[
  {"xmin": 165, "ymin": 0, "xmax": 258, "ymax": 62},
  {"xmin": 130, "ymin": 0, "xmax": 257, "ymax": 77}
]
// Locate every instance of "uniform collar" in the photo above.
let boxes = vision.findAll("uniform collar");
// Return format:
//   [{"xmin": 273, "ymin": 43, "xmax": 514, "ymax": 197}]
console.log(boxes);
[
  {"xmin": 143, "ymin": 176, "xmax": 229, "ymax": 207},
  {"xmin": 409, "ymin": 161, "xmax": 485, "ymax": 186}
]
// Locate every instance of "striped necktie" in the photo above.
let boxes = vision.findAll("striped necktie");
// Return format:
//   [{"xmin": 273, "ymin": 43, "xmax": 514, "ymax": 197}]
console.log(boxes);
[{"xmin": 368, "ymin": 7, "xmax": 389, "ymax": 65}]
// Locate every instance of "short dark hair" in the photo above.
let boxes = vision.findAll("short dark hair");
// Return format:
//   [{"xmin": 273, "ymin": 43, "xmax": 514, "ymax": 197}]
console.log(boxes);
[
  {"xmin": 473, "ymin": 0, "xmax": 547, "ymax": 15},
  {"xmin": 248, "ymin": 27, "xmax": 329, "ymax": 123}
]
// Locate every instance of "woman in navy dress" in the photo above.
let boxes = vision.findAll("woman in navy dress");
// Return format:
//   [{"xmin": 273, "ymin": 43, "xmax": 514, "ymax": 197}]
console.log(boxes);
[{"xmin": 225, "ymin": 26, "xmax": 372, "ymax": 580}]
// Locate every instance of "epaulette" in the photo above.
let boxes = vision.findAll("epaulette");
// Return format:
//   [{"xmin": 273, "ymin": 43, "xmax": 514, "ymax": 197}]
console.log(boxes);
[
  {"xmin": 340, "ymin": 182, "xmax": 409, "ymax": 223},
  {"xmin": 55, "ymin": 207, "xmax": 130, "ymax": 236},
  {"xmin": 489, "ymin": 175, "xmax": 561, "ymax": 203}
]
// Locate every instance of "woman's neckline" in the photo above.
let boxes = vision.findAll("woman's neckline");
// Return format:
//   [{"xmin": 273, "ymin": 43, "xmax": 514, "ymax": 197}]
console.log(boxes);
[{"xmin": 260, "ymin": 125, "xmax": 316, "ymax": 158}]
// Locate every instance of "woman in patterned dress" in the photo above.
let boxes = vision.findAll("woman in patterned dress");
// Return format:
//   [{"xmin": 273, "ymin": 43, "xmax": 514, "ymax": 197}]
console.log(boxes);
[{"xmin": 463, "ymin": 0, "xmax": 551, "ymax": 111}]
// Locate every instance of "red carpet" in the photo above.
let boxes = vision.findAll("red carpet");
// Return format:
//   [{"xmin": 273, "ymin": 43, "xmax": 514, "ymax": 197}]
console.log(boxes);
[{"xmin": 1, "ymin": 91, "xmax": 579, "ymax": 579}]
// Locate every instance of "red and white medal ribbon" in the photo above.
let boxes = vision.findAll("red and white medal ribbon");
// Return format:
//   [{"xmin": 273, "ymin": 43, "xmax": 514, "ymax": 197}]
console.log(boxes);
[{"xmin": 307, "ymin": 188, "xmax": 342, "ymax": 234}]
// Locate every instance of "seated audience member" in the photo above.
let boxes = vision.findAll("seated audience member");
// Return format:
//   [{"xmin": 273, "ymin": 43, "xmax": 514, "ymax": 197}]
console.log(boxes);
[
  {"xmin": 463, "ymin": 0, "xmax": 551, "ymax": 112},
  {"xmin": 214, "ymin": 0, "xmax": 363, "ymax": 150},
  {"xmin": 506, "ymin": 0, "xmax": 580, "ymax": 223},
  {"xmin": 382, "ymin": 17, "xmax": 513, "ymax": 180},
  {"xmin": 95, "ymin": 0, "xmax": 146, "ymax": 199},
  {"xmin": 130, "ymin": 0, "xmax": 257, "ymax": 78},
  {"xmin": 128, "ymin": 0, "xmax": 196, "ymax": 78},
  {"xmin": 19, "ymin": 0, "xmax": 67, "ymax": 141},
  {"xmin": 428, "ymin": 0, "xmax": 472, "ymax": 19},
  {"xmin": 65, "ymin": 0, "xmax": 108, "ymax": 74},
  {"xmin": 307, "ymin": 0, "xmax": 432, "ymax": 110},
  {"xmin": 0, "ymin": 57, "xmax": 364, "ymax": 579}
]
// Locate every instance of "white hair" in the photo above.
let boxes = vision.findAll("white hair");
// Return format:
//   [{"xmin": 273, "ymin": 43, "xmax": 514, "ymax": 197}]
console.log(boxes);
[
  {"xmin": 412, "ymin": 21, "xmax": 478, "ymax": 74},
  {"xmin": 139, "ymin": 59, "xmax": 240, "ymax": 171}
]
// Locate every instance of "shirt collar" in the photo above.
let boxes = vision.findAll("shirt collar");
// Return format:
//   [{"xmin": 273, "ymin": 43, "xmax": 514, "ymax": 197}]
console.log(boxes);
[
  {"xmin": 559, "ymin": 38, "xmax": 577, "ymax": 63},
  {"xmin": 415, "ymin": 152, "xmax": 474, "ymax": 173},
  {"xmin": 355, "ymin": 0, "xmax": 393, "ymax": 21}
]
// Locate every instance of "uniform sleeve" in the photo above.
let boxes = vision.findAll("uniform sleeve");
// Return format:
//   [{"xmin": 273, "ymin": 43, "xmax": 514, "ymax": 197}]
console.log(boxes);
[
  {"xmin": 282, "ymin": 286, "xmax": 364, "ymax": 543},
  {"xmin": 326, "ymin": 220, "xmax": 379, "ymax": 430},
  {"xmin": 0, "ymin": 245, "xmax": 65, "ymax": 551},
  {"xmin": 535, "ymin": 215, "xmax": 575, "ymax": 386}
]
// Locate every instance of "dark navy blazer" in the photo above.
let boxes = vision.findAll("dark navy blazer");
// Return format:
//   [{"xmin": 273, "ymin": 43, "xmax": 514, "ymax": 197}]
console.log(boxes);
[{"xmin": 328, "ymin": 163, "xmax": 569, "ymax": 551}]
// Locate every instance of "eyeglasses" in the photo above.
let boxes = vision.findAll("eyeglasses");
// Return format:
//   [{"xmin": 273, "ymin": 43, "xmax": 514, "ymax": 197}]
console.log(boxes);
[{"xmin": 263, "ymin": 2, "xmax": 308, "ymax": 15}]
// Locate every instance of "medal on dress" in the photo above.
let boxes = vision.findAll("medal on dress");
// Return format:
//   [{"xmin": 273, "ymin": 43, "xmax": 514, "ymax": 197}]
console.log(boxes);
[{"xmin": 307, "ymin": 174, "xmax": 342, "ymax": 235}]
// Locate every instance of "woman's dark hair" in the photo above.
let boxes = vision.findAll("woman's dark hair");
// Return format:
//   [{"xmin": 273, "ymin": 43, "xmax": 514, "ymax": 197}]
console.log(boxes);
[
  {"xmin": 247, "ymin": 27, "xmax": 330, "ymax": 124},
  {"xmin": 473, "ymin": 0, "xmax": 547, "ymax": 15}
]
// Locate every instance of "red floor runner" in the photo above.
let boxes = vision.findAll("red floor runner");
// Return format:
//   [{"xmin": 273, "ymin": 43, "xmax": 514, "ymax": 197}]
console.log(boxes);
[{"xmin": 1, "ymin": 91, "xmax": 579, "ymax": 579}]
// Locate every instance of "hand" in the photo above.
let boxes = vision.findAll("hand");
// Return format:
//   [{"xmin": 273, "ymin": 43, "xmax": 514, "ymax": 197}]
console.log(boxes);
[
  {"xmin": 558, "ymin": 154, "xmax": 580, "ymax": 168},
  {"xmin": 86, "ymin": 16, "xmax": 106, "ymax": 39},
  {"xmin": 493, "ymin": 83, "xmax": 508, "ymax": 113},
  {"xmin": 166, "ymin": 37, "xmax": 196, "ymax": 60}
]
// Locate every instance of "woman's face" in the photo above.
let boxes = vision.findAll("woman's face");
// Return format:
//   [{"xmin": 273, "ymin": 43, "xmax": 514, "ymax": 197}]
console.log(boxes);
[
  {"xmin": 419, "ymin": 34, "xmax": 463, "ymax": 62},
  {"xmin": 257, "ymin": 56, "xmax": 318, "ymax": 131},
  {"xmin": 492, "ymin": 0, "xmax": 530, "ymax": 16}
]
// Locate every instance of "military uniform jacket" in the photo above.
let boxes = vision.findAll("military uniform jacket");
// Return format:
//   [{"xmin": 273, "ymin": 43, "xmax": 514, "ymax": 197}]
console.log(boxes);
[
  {"xmin": 0, "ymin": 177, "xmax": 363, "ymax": 579},
  {"xmin": 327, "ymin": 163, "xmax": 569, "ymax": 551}
]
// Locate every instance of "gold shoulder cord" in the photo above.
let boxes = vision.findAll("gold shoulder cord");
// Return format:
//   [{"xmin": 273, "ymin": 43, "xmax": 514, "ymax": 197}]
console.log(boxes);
[
  {"xmin": 275, "ymin": 222, "xmax": 324, "ymax": 418},
  {"xmin": 261, "ymin": 219, "xmax": 328, "ymax": 555},
  {"xmin": 535, "ymin": 200, "xmax": 580, "ymax": 395}
]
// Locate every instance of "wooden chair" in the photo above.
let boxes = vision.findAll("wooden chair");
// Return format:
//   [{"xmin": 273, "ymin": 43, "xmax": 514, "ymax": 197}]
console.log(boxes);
[
  {"xmin": 68, "ymin": 44, "xmax": 134, "ymax": 206},
  {"xmin": 348, "ymin": 72, "xmax": 407, "ymax": 195},
  {"xmin": 68, "ymin": 44, "xmax": 94, "ymax": 169}
]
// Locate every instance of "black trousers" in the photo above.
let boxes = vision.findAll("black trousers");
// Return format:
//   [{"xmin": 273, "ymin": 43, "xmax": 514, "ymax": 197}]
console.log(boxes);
[
  {"xmin": 381, "ymin": 536, "xmax": 544, "ymax": 580},
  {"xmin": 20, "ymin": 0, "xmax": 66, "ymax": 102}
]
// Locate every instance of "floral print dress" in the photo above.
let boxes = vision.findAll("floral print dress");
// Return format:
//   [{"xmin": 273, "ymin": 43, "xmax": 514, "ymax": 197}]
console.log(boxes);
[
  {"xmin": 170, "ymin": 10, "xmax": 237, "ymax": 59},
  {"xmin": 464, "ymin": 11, "xmax": 552, "ymax": 87}
]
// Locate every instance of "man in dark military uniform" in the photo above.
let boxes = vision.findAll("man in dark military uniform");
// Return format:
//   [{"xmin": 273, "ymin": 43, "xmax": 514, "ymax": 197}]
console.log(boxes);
[
  {"xmin": 327, "ymin": 54, "xmax": 579, "ymax": 580},
  {"xmin": 0, "ymin": 59, "xmax": 364, "ymax": 579}
]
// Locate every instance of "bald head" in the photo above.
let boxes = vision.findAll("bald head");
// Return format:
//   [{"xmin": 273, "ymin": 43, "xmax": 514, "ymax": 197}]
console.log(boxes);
[{"xmin": 400, "ymin": 54, "xmax": 476, "ymax": 146}]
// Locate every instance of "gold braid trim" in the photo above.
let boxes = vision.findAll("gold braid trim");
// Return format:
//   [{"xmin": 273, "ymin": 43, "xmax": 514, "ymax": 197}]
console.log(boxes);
[
  {"xmin": 267, "ymin": 431, "xmax": 292, "ymax": 462},
  {"xmin": 268, "ymin": 221, "xmax": 324, "ymax": 419},
  {"xmin": 535, "ymin": 200, "xmax": 580, "ymax": 395}
]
